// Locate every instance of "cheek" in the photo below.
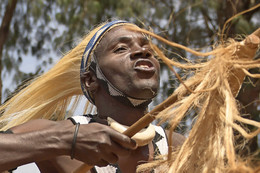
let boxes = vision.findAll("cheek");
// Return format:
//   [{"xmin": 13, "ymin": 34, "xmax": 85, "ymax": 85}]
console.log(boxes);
[
  {"xmin": 107, "ymin": 60, "xmax": 128, "ymax": 75},
  {"xmin": 154, "ymin": 59, "xmax": 160, "ymax": 71},
  {"xmin": 100, "ymin": 59, "xmax": 130, "ymax": 82}
]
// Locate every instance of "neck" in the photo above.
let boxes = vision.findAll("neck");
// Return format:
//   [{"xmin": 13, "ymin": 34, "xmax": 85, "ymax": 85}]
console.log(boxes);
[{"xmin": 95, "ymin": 89, "xmax": 149, "ymax": 126}]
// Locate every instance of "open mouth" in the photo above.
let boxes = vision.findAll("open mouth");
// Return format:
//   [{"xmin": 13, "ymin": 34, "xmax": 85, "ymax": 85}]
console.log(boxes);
[{"xmin": 133, "ymin": 59, "xmax": 155, "ymax": 72}]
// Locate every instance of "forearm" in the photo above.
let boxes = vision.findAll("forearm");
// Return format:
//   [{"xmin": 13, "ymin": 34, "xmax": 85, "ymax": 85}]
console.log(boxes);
[
  {"xmin": 0, "ymin": 118, "xmax": 137, "ymax": 171},
  {"xmin": 0, "ymin": 120, "xmax": 74, "ymax": 171}
]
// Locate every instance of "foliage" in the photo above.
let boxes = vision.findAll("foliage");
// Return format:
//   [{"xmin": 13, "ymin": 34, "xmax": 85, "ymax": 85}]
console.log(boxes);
[{"xmin": 0, "ymin": 0, "xmax": 259, "ymax": 150}]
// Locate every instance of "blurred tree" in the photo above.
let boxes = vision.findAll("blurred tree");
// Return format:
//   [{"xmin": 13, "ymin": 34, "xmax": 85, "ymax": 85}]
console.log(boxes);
[
  {"xmin": 0, "ymin": 0, "xmax": 149, "ymax": 100},
  {"xmin": 0, "ymin": 0, "xmax": 259, "ymax": 154},
  {"xmin": 0, "ymin": 0, "xmax": 17, "ymax": 100}
]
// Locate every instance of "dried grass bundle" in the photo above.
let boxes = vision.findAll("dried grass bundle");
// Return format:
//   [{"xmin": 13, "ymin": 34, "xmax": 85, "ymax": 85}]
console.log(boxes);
[{"xmin": 133, "ymin": 27, "xmax": 260, "ymax": 173}]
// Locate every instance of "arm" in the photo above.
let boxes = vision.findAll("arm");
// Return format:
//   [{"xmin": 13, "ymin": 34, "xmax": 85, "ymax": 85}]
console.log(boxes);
[
  {"xmin": 0, "ymin": 119, "xmax": 137, "ymax": 172},
  {"xmin": 0, "ymin": 120, "xmax": 72, "ymax": 171}
]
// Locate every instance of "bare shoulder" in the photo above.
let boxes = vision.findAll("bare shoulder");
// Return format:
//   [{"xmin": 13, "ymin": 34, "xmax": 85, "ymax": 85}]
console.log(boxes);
[{"xmin": 165, "ymin": 130, "xmax": 186, "ymax": 148}]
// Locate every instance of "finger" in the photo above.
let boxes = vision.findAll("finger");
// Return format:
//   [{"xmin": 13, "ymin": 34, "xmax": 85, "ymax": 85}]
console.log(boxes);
[
  {"xmin": 108, "ymin": 128, "xmax": 137, "ymax": 150},
  {"xmin": 100, "ymin": 150, "xmax": 119, "ymax": 164},
  {"xmin": 96, "ymin": 159, "xmax": 110, "ymax": 167},
  {"xmin": 108, "ymin": 140, "xmax": 132, "ymax": 157}
]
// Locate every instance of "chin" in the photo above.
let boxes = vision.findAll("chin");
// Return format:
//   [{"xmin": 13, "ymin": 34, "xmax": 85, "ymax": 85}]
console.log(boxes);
[
  {"xmin": 123, "ymin": 77, "xmax": 159, "ymax": 99},
  {"xmin": 128, "ymin": 85, "xmax": 158, "ymax": 99}
]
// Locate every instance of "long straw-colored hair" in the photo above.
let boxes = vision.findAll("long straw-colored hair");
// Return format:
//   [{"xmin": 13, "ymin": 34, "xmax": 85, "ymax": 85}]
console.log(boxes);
[{"xmin": 0, "ymin": 24, "xmax": 106, "ymax": 131}]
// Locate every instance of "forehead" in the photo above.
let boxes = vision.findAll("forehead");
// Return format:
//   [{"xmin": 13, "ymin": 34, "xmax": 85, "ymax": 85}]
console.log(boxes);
[
  {"xmin": 96, "ymin": 25, "xmax": 148, "ymax": 51},
  {"xmin": 105, "ymin": 25, "xmax": 144, "ymax": 40}
]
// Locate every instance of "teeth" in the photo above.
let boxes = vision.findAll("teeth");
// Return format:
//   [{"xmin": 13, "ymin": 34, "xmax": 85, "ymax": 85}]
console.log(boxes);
[{"xmin": 138, "ymin": 65, "xmax": 149, "ymax": 68}]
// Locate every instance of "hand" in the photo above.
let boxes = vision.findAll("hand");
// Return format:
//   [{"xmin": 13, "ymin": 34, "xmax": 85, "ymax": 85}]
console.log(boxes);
[{"xmin": 73, "ymin": 123, "xmax": 137, "ymax": 167}]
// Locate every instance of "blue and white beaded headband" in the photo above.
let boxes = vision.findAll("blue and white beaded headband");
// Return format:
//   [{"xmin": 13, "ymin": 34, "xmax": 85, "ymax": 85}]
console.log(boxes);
[{"xmin": 80, "ymin": 20, "xmax": 129, "ymax": 104}]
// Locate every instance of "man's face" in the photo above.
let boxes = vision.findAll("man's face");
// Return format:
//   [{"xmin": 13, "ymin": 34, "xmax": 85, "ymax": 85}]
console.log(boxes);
[{"xmin": 94, "ymin": 26, "xmax": 160, "ymax": 99}]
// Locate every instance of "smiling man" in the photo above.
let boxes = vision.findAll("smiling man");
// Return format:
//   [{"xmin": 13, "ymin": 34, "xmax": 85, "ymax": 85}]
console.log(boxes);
[{"xmin": 0, "ymin": 20, "xmax": 184, "ymax": 173}]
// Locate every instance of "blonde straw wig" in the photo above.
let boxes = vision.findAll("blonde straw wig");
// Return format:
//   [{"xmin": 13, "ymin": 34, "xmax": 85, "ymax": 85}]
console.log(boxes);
[
  {"xmin": 0, "ymin": 21, "xmax": 138, "ymax": 131},
  {"xmin": 0, "ymin": 23, "xmax": 104, "ymax": 130}
]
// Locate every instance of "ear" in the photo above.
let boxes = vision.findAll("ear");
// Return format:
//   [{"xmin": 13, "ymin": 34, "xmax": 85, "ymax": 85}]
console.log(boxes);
[{"xmin": 82, "ymin": 71, "xmax": 99, "ymax": 93}]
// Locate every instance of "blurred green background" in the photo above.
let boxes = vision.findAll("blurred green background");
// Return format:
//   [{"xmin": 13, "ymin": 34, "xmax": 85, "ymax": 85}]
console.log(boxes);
[{"xmin": 1, "ymin": 0, "xmax": 259, "ymax": 159}]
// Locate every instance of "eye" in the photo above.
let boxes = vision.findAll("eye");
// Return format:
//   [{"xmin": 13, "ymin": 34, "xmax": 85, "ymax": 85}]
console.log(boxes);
[{"xmin": 114, "ymin": 46, "xmax": 128, "ymax": 53}]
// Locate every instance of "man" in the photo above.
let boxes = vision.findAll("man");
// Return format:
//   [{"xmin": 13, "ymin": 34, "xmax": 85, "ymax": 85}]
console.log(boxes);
[{"xmin": 0, "ymin": 20, "xmax": 184, "ymax": 172}]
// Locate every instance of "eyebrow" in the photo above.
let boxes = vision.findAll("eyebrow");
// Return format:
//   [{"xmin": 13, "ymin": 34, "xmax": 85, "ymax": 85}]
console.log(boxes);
[
  {"xmin": 109, "ymin": 35, "xmax": 150, "ymax": 49},
  {"xmin": 117, "ymin": 36, "xmax": 132, "ymax": 43},
  {"xmin": 111, "ymin": 36, "xmax": 133, "ymax": 45},
  {"xmin": 118, "ymin": 35, "xmax": 149, "ymax": 44}
]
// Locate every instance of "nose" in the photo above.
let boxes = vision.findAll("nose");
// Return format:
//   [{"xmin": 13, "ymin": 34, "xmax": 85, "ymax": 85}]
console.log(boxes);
[{"xmin": 130, "ymin": 47, "xmax": 152, "ymax": 59}]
